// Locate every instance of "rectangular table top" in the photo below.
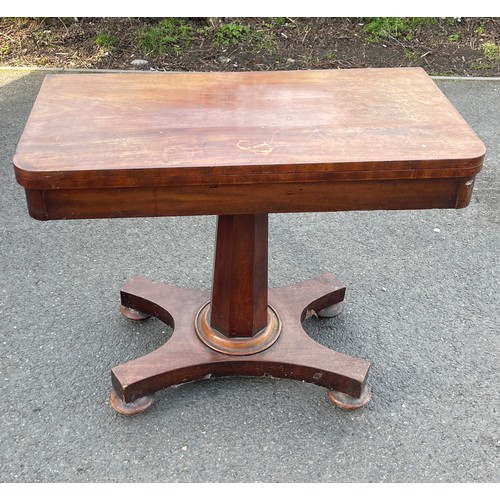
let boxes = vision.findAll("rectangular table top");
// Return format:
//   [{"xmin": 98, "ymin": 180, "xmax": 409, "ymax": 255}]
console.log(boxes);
[{"xmin": 14, "ymin": 68, "xmax": 484, "ymax": 192}]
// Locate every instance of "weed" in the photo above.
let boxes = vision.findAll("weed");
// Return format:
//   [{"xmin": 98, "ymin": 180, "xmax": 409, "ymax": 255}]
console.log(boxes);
[
  {"xmin": 404, "ymin": 50, "xmax": 420, "ymax": 62},
  {"xmin": 448, "ymin": 34, "xmax": 460, "ymax": 42},
  {"xmin": 325, "ymin": 50, "xmax": 336, "ymax": 61},
  {"xmin": 265, "ymin": 18, "xmax": 288, "ymax": 28},
  {"xmin": 471, "ymin": 61, "xmax": 495, "ymax": 70},
  {"xmin": 95, "ymin": 33, "xmax": 117, "ymax": 51},
  {"xmin": 215, "ymin": 22, "xmax": 251, "ymax": 46},
  {"xmin": 482, "ymin": 41, "xmax": 500, "ymax": 61},
  {"xmin": 446, "ymin": 17, "xmax": 463, "ymax": 27},
  {"xmin": 362, "ymin": 17, "xmax": 436, "ymax": 42},
  {"xmin": 213, "ymin": 21, "xmax": 276, "ymax": 54},
  {"xmin": 137, "ymin": 18, "xmax": 194, "ymax": 56},
  {"xmin": 474, "ymin": 23, "xmax": 485, "ymax": 35}
]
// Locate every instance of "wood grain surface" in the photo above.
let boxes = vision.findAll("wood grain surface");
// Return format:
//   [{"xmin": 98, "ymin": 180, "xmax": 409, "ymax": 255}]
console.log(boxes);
[{"xmin": 13, "ymin": 68, "xmax": 485, "ymax": 219}]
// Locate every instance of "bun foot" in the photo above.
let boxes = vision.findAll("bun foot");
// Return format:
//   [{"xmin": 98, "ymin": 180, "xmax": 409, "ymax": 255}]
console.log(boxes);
[
  {"xmin": 119, "ymin": 305, "xmax": 151, "ymax": 321},
  {"xmin": 109, "ymin": 388, "xmax": 155, "ymax": 415},
  {"xmin": 328, "ymin": 385, "xmax": 371, "ymax": 410},
  {"xmin": 317, "ymin": 301, "xmax": 344, "ymax": 318}
]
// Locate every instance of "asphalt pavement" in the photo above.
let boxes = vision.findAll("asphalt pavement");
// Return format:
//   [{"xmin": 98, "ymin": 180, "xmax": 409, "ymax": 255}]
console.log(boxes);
[{"xmin": 0, "ymin": 68, "xmax": 499, "ymax": 483}]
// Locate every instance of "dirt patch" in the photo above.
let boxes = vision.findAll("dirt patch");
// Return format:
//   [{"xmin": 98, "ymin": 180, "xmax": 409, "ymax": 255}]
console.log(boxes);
[{"xmin": 1, "ymin": 17, "xmax": 499, "ymax": 76}]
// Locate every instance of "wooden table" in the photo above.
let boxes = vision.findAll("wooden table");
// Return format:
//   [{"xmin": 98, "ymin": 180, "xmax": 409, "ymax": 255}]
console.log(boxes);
[{"xmin": 13, "ymin": 68, "xmax": 485, "ymax": 414}]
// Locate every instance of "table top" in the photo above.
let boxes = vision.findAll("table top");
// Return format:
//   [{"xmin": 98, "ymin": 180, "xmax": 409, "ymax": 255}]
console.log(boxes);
[{"xmin": 14, "ymin": 68, "xmax": 484, "ymax": 191}]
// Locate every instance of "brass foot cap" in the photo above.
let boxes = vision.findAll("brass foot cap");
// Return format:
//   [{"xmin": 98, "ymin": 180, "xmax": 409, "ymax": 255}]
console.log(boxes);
[
  {"xmin": 119, "ymin": 305, "xmax": 151, "ymax": 322},
  {"xmin": 327, "ymin": 385, "xmax": 371, "ymax": 410},
  {"xmin": 109, "ymin": 388, "xmax": 155, "ymax": 415},
  {"xmin": 317, "ymin": 301, "xmax": 344, "ymax": 318}
]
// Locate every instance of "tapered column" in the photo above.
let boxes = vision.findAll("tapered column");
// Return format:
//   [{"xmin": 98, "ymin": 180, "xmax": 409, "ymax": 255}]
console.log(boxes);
[{"xmin": 210, "ymin": 214, "xmax": 269, "ymax": 338}]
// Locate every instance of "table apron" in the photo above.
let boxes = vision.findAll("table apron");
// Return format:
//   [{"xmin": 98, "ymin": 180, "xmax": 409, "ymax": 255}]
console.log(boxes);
[{"xmin": 24, "ymin": 176, "xmax": 475, "ymax": 221}]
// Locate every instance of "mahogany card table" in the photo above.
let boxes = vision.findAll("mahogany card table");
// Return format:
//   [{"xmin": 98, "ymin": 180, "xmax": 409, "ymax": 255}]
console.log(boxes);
[{"xmin": 13, "ymin": 68, "xmax": 485, "ymax": 414}]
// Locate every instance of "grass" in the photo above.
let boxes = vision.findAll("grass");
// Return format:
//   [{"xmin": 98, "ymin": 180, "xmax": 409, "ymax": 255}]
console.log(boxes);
[
  {"xmin": 404, "ymin": 50, "xmax": 420, "ymax": 63},
  {"xmin": 482, "ymin": 41, "xmax": 500, "ymax": 61},
  {"xmin": 137, "ymin": 18, "xmax": 195, "ymax": 56},
  {"xmin": 213, "ymin": 20, "xmax": 277, "ymax": 55},
  {"xmin": 214, "ymin": 22, "xmax": 252, "ymax": 46},
  {"xmin": 263, "ymin": 18, "xmax": 288, "ymax": 28},
  {"xmin": 362, "ymin": 17, "xmax": 436, "ymax": 42},
  {"xmin": 95, "ymin": 33, "xmax": 117, "ymax": 51}
]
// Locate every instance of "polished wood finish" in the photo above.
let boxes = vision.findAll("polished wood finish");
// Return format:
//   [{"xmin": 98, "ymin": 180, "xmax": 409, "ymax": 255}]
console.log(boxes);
[
  {"xmin": 112, "ymin": 274, "xmax": 356, "ymax": 406},
  {"xmin": 13, "ymin": 68, "xmax": 485, "ymax": 413},
  {"xmin": 211, "ymin": 214, "xmax": 268, "ymax": 338},
  {"xmin": 14, "ymin": 68, "xmax": 484, "ymax": 220},
  {"xmin": 23, "ymin": 176, "xmax": 476, "ymax": 221}
]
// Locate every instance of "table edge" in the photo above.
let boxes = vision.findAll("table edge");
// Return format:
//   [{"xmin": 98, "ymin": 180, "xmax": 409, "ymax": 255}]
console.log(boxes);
[{"xmin": 13, "ymin": 151, "xmax": 485, "ymax": 191}]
